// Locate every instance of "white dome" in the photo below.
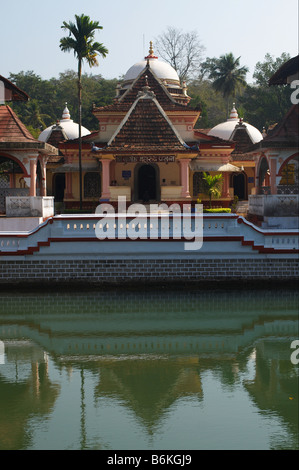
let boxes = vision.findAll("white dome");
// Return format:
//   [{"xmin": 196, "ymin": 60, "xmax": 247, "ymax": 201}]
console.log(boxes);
[
  {"xmin": 124, "ymin": 58, "xmax": 180, "ymax": 83},
  {"xmin": 123, "ymin": 42, "xmax": 180, "ymax": 86},
  {"xmin": 208, "ymin": 104, "xmax": 263, "ymax": 144},
  {"xmin": 38, "ymin": 104, "xmax": 90, "ymax": 142}
]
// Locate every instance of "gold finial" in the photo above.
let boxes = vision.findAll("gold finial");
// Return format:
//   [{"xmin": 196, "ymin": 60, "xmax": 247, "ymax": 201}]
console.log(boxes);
[
  {"xmin": 149, "ymin": 41, "xmax": 154, "ymax": 55},
  {"xmin": 145, "ymin": 41, "xmax": 158, "ymax": 60}
]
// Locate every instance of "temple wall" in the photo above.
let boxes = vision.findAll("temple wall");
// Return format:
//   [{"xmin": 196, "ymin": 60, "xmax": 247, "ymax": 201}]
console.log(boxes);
[{"xmin": 0, "ymin": 214, "xmax": 298, "ymax": 285}]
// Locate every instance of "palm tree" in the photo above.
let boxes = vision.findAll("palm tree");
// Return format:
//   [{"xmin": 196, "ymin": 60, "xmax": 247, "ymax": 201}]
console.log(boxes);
[
  {"xmin": 207, "ymin": 53, "xmax": 248, "ymax": 118},
  {"xmin": 24, "ymin": 99, "xmax": 52, "ymax": 130},
  {"xmin": 60, "ymin": 14, "xmax": 108, "ymax": 210},
  {"xmin": 202, "ymin": 172, "xmax": 223, "ymax": 208}
]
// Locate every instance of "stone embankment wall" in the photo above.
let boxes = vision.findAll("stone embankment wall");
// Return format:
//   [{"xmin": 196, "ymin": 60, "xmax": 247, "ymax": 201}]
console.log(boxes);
[
  {"xmin": 0, "ymin": 257, "xmax": 298, "ymax": 286},
  {"xmin": 0, "ymin": 214, "xmax": 298, "ymax": 285}
]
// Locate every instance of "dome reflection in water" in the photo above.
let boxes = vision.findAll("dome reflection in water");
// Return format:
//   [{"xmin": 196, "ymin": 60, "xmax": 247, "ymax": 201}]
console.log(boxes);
[{"xmin": 0, "ymin": 288, "xmax": 298, "ymax": 450}]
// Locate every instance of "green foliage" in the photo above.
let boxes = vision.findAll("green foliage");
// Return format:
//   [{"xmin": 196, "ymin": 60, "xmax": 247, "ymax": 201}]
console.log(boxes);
[
  {"xmin": 231, "ymin": 195, "xmax": 239, "ymax": 213},
  {"xmin": 189, "ymin": 51, "xmax": 292, "ymax": 130},
  {"xmin": 8, "ymin": 70, "xmax": 117, "ymax": 133},
  {"xmin": 200, "ymin": 53, "xmax": 248, "ymax": 116},
  {"xmin": 240, "ymin": 53, "xmax": 292, "ymax": 130},
  {"xmin": 60, "ymin": 14, "xmax": 108, "ymax": 67},
  {"xmin": 203, "ymin": 208, "xmax": 231, "ymax": 213},
  {"xmin": 188, "ymin": 79, "xmax": 227, "ymax": 126},
  {"xmin": 202, "ymin": 172, "xmax": 223, "ymax": 209}
]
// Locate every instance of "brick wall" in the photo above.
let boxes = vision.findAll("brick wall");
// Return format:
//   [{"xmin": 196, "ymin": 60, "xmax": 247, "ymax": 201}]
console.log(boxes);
[{"xmin": 0, "ymin": 258, "xmax": 298, "ymax": 285}]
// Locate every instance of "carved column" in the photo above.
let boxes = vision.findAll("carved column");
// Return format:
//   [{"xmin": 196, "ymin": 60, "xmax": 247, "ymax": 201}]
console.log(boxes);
[
  {"xmin": 179, "ymin": 159, "xmax": 191, "ymax": 198},
  {"xmin": 40, "ymin": 158, "xmax": 47, "ymax": 197},
  {"xmin": 221, "ymin": 172, "xmax": 230, "ymax": 198},
  {"xmin": 100, "ymin": 159, "xmax": 111, "ymax": 199},
  {"xmin": 29, "ymin": 158, "xmax": 37, "ymax": 196}
]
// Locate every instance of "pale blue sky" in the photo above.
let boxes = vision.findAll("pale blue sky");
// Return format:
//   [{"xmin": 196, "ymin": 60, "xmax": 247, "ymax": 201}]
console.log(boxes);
[{"xmin": 1, "ymin": 0, "xmax": 298, "ymax": 83}]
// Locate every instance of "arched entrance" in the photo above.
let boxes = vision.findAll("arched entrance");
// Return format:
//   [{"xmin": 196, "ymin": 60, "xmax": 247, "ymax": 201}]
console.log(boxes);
[
  {"xmin": 0, "ymin": 155, "xmax": 26, "ymax": 213},
  {"xmin": 232, "ymin": 172, "xmax": 247, "ymax": 200},
  {"xmin": 258, "ymin": 157, "xmax": 270, "ymax": 194},
  {"xmin": 135, "ymin": 164, "xmax": 159, "ymax": 202},
  {"xmin": 53, "ymin": 173, "xmax": 66, "ymax": 202}
]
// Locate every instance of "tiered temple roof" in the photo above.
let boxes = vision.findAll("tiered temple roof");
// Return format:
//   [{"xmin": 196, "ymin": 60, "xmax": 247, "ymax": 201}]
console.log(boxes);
[{"xmin": 104, "ymin": 86, "xmax": 188, "ymax": 153}]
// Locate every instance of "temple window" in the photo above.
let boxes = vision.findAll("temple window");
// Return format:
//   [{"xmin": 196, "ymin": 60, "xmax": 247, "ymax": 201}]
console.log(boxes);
[{"xmin": 84, "ymin": 172, "xmax": 101, "ymax": 198}]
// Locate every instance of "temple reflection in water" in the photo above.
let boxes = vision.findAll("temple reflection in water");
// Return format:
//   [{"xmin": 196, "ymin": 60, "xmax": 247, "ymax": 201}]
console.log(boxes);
[{"xmin": 0, "ymin": 288, "xmax": 298, "ymax": 450}]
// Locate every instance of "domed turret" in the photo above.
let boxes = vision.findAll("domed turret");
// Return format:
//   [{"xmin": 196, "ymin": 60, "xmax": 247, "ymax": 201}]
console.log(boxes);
[
  {"xmin": 208, "ymin": 104, "xmax": 263, "ymax": 144},
  {"xmin": 38, "ymin": 103, "xmax": 90, "ymax": 143}
]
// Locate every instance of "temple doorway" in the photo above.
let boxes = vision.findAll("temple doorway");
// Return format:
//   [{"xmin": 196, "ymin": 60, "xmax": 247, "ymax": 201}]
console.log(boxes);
[
  {"xmin": 136, "ymin": 164, "xmax": 159, "ymax": 202},
  {"xmin": 53, "ymin": 173, "xmax": 66, "ymax": 202},
  {"xmin": 232, "ymin": 172, "xmax": 246, "ymax": 200}
]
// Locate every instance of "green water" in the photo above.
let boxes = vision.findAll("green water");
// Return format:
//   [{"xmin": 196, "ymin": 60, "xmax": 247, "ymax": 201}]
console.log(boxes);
[{"xmin": 0, "ymin": 287, "xmax": 298, "ymax": 450}]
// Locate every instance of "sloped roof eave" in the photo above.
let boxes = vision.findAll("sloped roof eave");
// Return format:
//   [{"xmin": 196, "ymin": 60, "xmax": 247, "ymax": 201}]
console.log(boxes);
[
  {"xmin": 0, "ymin": 75, "xmax": 30, "ymax": 101},
  {"xmin": 0, "ymin": 140, "xmax": 59, "ymax": 155}
]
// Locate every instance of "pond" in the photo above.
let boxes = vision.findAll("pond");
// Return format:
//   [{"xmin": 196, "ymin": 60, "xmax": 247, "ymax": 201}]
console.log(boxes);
[{"xmin": 0, "ymin": 287, "xmax": 298, "ymax": 450}]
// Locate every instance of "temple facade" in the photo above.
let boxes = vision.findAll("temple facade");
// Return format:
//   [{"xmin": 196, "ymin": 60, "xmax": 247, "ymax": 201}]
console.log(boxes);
[
  {"xmin": 2, "ymin": 47, "xmax": 297, "ymax": 222},
  {"xmin": 44, "ymin": 44, "xmax": 253, "ymax": 211}
]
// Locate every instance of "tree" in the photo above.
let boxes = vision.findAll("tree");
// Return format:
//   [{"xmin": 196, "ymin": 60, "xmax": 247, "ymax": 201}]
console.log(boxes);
[
  {"xmin": 202, "ymin": 172, "xmax": 223, "ymax": 208},
  {"xmin": 154, "ymin": 27, "xmax": 205, "ymax": 82},
  {"xmin": 240, "ymin": 53, "xmax": 291, "ymax": 130},
  {"xmin": 253, "ymin": 52, "xmax": 291, "ymax": 88},
  {"xmin": 23, "ymin": 99, "xmax": 52, "ymax": 131},
  {"xmin": 201, "ymin": 53, "xmax": 248, "ymax": 117},
  {"xmin": 60, "ymin": 14, "xmax": 108, "ymax": 209},
  {"xmin": 8, "ymin": 70, "xmax": 118, "ymax": 136},
  {"xmin": 188, "ymin": 79, "xmax": 227, "ymax": 128}
]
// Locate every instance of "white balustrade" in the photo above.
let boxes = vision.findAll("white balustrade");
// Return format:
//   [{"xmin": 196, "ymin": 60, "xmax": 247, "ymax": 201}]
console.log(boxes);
[{"xmin": 0, "ymin": 214, "xmax": 298, "ymax": 255}]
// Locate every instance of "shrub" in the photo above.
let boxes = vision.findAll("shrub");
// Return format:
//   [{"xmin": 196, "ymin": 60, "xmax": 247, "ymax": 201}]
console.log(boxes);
[{"xmin": 203, "ymin": 208, "xmax": 231, "ymax": 213}]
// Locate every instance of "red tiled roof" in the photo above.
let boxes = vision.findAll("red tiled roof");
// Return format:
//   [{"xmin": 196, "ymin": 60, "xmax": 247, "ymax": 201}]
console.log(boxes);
[
  {"xmin": 249, "ymin": 104, "xmax": 299, "ymax": 150},
  {"xmin": 0, "ymin": 105, "xmax": 36, "ymax": 142},
  {"xmin": 104, "ymin": 92, "xmax": 188, "ymax": 153},
  {"xmin": 265, "ymin": 104, "xmax": 299, "ymax": 140},
  {"xmin": 93, "ymin": 66, "xmax": 189, "ymax": 114}
]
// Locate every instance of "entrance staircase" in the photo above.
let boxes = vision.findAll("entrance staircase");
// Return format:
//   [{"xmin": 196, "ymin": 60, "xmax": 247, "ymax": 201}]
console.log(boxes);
[{"xmin": 236, "ymin": 200, "xmax": 249, "ymax": 216}]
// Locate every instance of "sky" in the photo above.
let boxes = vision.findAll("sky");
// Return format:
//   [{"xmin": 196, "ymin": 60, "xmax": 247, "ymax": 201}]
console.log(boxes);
[{"xmin": 0, "ymin": 0, "xmax": 298, "ymax": 84}]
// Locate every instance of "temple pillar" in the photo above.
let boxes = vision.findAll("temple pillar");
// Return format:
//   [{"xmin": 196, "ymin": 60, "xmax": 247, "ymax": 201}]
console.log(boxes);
[
  {"xmin": 65, "ymin": 173, "xmax": 73, "ymax": 199},
  {"xmin": 221, "ymin": 172, "xmax": 230, "ymax": 198},
  {"xmin": 100, "ymin": 158, "xmax": 111, "ymax": 199},
  {"xmin": 179, "ymin": 159, "xmax": 191, "ymax": 198},
  {"xmin": 29, "ymin": 158, "xmax": 37, "ymax": 196},
  {"xmin": 9, "ymin": 173, "xmax": 15, "ymax": 188},
  {"xmin": 40, "ymin": 158, "xmax": 47, "ymax": 197},
  {"xmin": 270, "ymin": 158, "xmax": 277, "ymax": 195}
]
